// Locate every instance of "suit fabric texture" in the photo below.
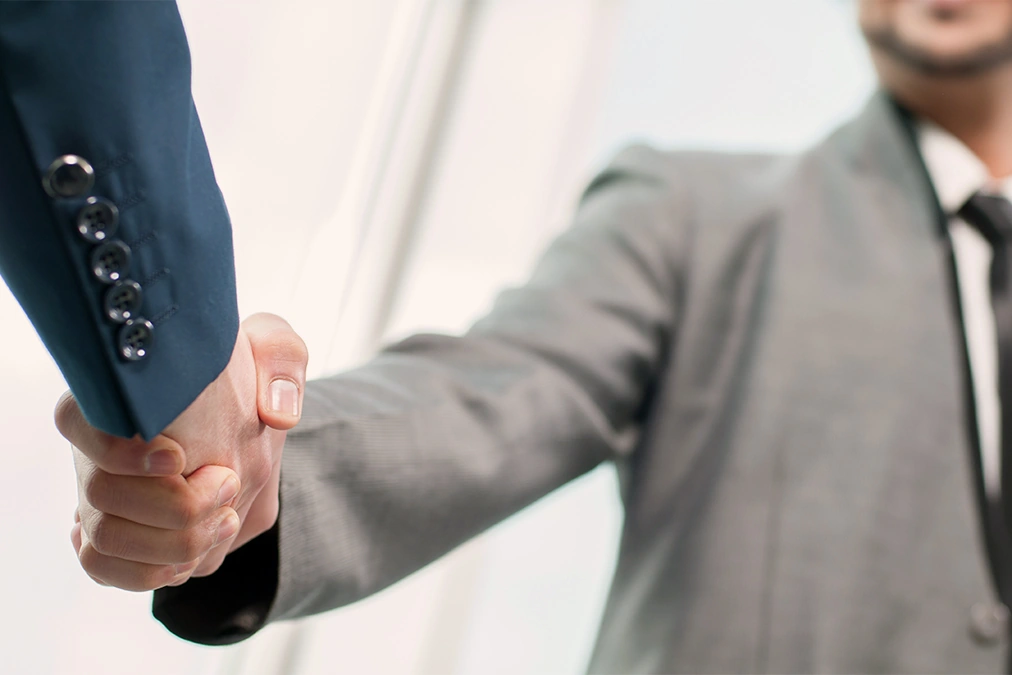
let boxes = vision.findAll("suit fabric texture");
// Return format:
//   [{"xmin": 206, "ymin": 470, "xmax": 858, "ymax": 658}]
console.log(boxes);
[
  {"xmin": 155, "ymin": 92, "xmax": 1006, "ymax": 673},
  {"xmin": 0, "ymin": 1, "xmax": 238, "ymax": 440}
]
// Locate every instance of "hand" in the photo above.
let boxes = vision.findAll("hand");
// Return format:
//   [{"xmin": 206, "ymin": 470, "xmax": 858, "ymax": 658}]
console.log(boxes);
[{"xmin": 56, "ymin": 313, "xmax": 308, "ymax": 591}]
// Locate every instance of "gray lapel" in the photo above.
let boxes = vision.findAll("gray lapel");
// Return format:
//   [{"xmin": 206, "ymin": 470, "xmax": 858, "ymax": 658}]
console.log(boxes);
[{"xmin": 832, "ymin": 90, "xmax": 945, "ymax": 243}]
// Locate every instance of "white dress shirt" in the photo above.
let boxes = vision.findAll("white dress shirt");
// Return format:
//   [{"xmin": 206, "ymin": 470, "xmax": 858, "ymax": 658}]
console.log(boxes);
[{"xmin": 918, "ymin": 122, "xmax": 1012, "ymax": 497}]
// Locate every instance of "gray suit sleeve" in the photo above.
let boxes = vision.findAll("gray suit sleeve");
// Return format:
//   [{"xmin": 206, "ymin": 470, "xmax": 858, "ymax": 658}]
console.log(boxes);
[{"xmin": 153, "ymin": 144, "xmax": 691, "ymax": 643}]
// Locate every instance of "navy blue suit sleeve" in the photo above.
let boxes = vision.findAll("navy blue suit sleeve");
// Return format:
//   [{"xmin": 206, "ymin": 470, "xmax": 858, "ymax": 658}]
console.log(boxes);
[{"xmin": 0, "ymin": 1, "xmax": 239, "ymax": 440}]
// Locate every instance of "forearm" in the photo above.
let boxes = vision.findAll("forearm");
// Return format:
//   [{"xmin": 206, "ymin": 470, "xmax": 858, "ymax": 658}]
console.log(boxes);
[{"xmin": 0, "ymin": 1, "xmax": 238, "ymax": 439}]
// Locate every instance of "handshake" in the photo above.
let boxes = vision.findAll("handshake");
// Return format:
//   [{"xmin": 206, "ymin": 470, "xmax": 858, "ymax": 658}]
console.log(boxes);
[{"xmin": 57, "ymin": 314, "xmax": 308, "ymax": 591}]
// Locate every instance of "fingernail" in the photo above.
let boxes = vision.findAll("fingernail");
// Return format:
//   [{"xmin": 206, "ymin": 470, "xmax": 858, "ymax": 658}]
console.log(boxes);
[
  {"xmin": 144, "ymin": 448, "xmax": 182, "ymax": 475},
  {"xmin": 173, "ymin": 560, "xmax": 200, "ymax": 577},
  {"xmin": 216, "ymin": 476, "xmax": 241, "ymax": 508},
  {"xmin": 268, "ymin": 378, "xmax": 300, "ymax": 416},
  {"xmin": 215, "ymin": 511, "xmax": 240, "ymax": 545}
]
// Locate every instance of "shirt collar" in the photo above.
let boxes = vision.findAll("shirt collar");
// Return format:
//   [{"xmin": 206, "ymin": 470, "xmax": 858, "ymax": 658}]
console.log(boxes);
[{"xmin": 916, "ymin": 120, "xmax": 1012, "ymax": 213}]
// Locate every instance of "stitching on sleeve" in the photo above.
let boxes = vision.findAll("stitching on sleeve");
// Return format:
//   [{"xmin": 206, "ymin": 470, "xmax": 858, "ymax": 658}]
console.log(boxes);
[
  {"xmin": 116, "ymin": 190, "xmax": 147, "ymax": 213},
  {"xmin": 94, "ymin": 152, "xmax": 133, "ymax": 175},
  {"xmin": 140, "ymin": 267, "xmax": 170, "ymax": 288},
  {"xmin": 151, "ymin": 304, "xmax": 179, "ymax": 326},
  {"xmin": 127, "ymin": 229, "xmax": 158, "ymax": 250}
]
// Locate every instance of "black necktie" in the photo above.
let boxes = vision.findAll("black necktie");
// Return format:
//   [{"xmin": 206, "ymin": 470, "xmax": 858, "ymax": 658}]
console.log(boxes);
[{"xmin": 959, "ymin": 193, "xmax": 1012, "ymax": 611}]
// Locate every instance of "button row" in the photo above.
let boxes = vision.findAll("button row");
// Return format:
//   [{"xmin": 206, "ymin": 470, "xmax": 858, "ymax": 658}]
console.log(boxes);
[{"xmin": 43, "ymin": 155, "xmax": 154, "ymax": 361}]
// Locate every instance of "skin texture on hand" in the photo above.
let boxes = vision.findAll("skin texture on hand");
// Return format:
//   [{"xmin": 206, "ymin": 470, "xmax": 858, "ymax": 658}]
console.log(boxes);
[{"xmin": 57, "ymin": 313, "xmax": 307, "ymax": 592}]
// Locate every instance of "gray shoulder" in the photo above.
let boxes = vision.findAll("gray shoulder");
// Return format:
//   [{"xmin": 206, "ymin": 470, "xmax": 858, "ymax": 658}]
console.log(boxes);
[
  {"xmin": 585, "ymin": 143, "xmax": 803, "ymax": 232},
  {"xmin": 590, "ymin": 143, "xmax": 795, "ymax": 205},
  {"xmin": 577, "ymin": 139, "xmax": 852, "ymax": 267}
]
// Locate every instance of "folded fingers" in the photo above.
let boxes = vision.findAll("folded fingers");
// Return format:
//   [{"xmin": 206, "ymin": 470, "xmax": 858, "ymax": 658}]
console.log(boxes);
[{"xmin": 80, "ymin": 463, "xmax": 240, "ymax": 530}]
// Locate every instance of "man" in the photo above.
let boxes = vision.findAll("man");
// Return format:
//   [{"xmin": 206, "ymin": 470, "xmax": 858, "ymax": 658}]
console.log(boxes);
[{"xmin": 59, "ymin": 0, "xmax": 1012, "ymax": 672}]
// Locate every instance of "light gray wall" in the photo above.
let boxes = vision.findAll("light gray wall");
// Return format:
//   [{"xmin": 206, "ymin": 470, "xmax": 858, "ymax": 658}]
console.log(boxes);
[{"xmin": 593, "ymin": 0, "xmax": 874, "ymax": 161}]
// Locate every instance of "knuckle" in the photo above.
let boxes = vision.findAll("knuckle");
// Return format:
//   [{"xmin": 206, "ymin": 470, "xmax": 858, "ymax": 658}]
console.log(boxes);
[
  {"xmin": 82, "ymin": 471, "xmax": 115, "ymax": 512},
  {"xmin": 102, "ymin": 437, "xmax": 144, "ymax": 474},
  {"xmin": 78, "ymin": 546, "xmax": 103, "ymax": 577},
  {"xmin": 139, "ymin": 567, "xmax": 173, "ymax": 592},
  {"xmin": 87, "ymin": 514, "xmax": 123, "ymax": 558},
  {"xmin": 53, "ymin": 392, "xmax": 78, "ymax": 439},
  {"xmin": 290, "ymin": 335, "xmax": 309, "ymax": 367},
  {"xmin": 79, "ymin": 545, "xmax": 167, "ymax": 593},
  {"xmin": 57, "ymin": 398, "xmax": 144, "ymax": 474},
  {"xmin": 251, "ymin": 457, "xmax": 273, "ymax": 492},
  {"xmin": 79, "ymin": 546, "xmax": 118, "ymax": 587},
  {"xmin": 179, "ymin": 530, "xmax": 211, "ymax": 562},
  {"xmin": 164, "ymin": 478, "xmax": 205, "ymax": 530},
  {"xmin": 82, "ymin": 437, "xmax": 123, "ymax": 473}
]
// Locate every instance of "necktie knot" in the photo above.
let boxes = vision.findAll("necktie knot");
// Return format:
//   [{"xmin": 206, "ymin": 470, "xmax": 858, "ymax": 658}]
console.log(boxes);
[{"xmin": 961, "ymin": 192, "xmax": 1012, "ymax": 247}]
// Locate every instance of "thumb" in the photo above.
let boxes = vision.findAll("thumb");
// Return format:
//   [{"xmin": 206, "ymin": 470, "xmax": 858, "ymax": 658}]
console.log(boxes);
[{"xmin": 242, "ymin": 313, "xmax": 309, "ymax": 431}]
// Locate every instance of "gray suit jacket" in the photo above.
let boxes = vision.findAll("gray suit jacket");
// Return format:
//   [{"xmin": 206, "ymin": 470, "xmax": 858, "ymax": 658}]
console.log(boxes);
[{"xmin": 155, "ymin": 92, "xmax": 1004, "ymax": 673}]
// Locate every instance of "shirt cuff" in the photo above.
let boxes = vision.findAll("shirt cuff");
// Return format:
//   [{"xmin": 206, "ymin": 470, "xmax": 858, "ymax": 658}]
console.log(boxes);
[{"xmin": 151, "ymin": 518, "xmax": 280, "ymax": 645}]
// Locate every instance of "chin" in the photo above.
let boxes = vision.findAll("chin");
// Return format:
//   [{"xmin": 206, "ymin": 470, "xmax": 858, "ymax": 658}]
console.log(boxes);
[
  {"xmin": 863, "ymin": 0, "xmax": 1012, "ymax": 78},
  {"xmin": 897, "ymin": 1, "xmax": 1012, "ymax": 56}
]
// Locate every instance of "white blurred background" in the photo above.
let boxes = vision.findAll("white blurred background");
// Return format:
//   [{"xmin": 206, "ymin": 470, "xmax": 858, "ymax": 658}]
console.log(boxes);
[{"xmin": 0, "ymin": 1, "xmax": 872, "ymax": 673}]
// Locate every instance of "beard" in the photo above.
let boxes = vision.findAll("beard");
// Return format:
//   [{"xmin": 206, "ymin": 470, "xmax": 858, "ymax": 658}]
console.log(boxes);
[{"xmin": 863, "ymin": 24, "xmax": 1012, "ymax": 77}]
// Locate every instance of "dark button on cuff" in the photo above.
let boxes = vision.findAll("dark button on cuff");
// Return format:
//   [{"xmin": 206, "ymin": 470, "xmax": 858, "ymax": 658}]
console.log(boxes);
[
  {"xmin": 42, "ymin": 155, "xmax": 95, "ymax": 199},
  {"xmin": 90, "ymin": 240, "xmax": 132, "ymax": 284},
  {"xmin": 76, "ymin": 197, "xmax": 120, "ymax": 243},
  {"xmin": 104, "ymin": 280, "xmax": 143, "ymax": 324},
  {"xmin": 118, "ymin": 319, "xmax": 154, "ymax": 362}
]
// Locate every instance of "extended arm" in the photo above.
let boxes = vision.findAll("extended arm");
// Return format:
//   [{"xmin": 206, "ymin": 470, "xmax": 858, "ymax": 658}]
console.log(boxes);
[
  {"xmin": 0, "ymin": 1, "xmax": 237, "ymax": 440},
  {"xmin": 153, "ymin": 145, "xmax": 692, "ymax": 643}
]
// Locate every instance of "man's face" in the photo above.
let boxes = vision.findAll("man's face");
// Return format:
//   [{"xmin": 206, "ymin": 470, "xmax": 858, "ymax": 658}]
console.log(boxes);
[{"xmin": 860, "ymin": 0, "xmax": 1012, "ymax": 77}]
